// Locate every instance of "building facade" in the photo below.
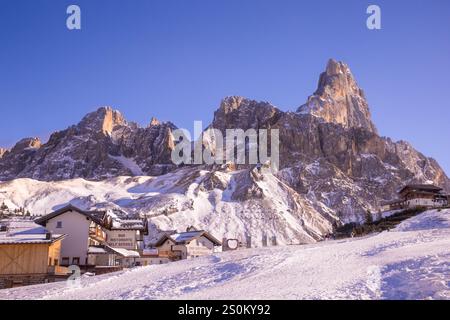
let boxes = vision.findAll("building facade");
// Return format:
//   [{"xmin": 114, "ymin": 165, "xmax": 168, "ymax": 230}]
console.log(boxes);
[
  {"xmin": 382, "ymin": 184, "xmax": 449, "ymax": 211},
  {"xmin": 35, "ymin": 205, "xmax": 105, "ymax": 266},
  {"xmin": 0, "ymin": 221, "xmax": 67, "ymax": 289},
  {"xmin": 148, "ymin": 229, "xmax": 221, "ymax": 263}
]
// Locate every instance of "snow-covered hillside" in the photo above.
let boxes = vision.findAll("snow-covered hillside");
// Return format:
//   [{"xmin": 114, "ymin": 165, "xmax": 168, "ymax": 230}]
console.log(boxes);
[
  {"xmin": 1, "ymin": 209, "xmax": 448, "ymax": 300},
  {"xmin": 0, "ymin": 165, "xmax": 332, "ymax": 245}
]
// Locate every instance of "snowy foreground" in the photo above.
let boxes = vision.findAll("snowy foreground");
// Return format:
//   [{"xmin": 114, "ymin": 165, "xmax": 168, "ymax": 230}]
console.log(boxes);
[{"xmin": 1, "ymin": 209, "xmax": 449, "ymax": 300}]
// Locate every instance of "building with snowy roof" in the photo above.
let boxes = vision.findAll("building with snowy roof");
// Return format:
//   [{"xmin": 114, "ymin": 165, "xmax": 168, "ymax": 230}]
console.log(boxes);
[
  {"xmin": 0, "ymin": 220, "xmax": 67, "ymax": 289},
  {"xmin": 382, "ymin": 184, "xmax": 449, "ymax": 211},
  {"xmin": 147, "ymin": 227, "xmax": 221, "ymax": 263},
  {"xmin": 35, "ymin": 204, "xmax": 148, "ymax": 269}
]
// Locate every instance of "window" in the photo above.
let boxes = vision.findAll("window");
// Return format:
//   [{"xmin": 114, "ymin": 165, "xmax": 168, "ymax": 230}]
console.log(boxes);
[
  {"xmin": 54, "ymin": 259, "xmax": 59, "ymax": 266},
  {"xmin": 56, "ymin": 221, "xmax": 63, "ymax": 228},
  {"xmin": 72, "ymin": 257, "xmax": 80, "ymax": 265},
  {"xmin": 61, "ymin": 257, "xmax": 70, "ymax": 266},
  {"xmin": 49, "ymin": 258, "xmax": 52, "ymax": 266}
]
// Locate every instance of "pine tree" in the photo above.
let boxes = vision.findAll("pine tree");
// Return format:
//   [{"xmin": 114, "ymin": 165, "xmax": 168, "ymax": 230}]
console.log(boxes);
[{"xmin": 0, "ymin": 202, "xmax": 8, "ymax": 211}]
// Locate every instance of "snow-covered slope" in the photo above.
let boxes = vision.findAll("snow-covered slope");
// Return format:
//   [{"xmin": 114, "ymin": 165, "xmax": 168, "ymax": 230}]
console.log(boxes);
[
  {"xmin": 0, "ymin": 165, "xmax": 332, "ymax": 245},
  {"xmin": 1, "ymin": 209, "xmax": 448, "ymax": 300}
]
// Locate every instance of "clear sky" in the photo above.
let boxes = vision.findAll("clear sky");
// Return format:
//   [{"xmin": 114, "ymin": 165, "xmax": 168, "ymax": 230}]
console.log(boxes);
[{"xmin": 0, "ymin": 0, "xmax": 449, "ymax": 173}]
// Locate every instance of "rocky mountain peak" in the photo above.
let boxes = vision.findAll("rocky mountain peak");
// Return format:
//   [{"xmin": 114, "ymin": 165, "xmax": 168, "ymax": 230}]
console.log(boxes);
[
  {"xmin": 11, "ymin": 137, "xmax": 41, "ymax": 153},
  {"xmin": 324, "ymin": 58, "xmax": 348, "ymax": 77},
  {"xmin": 219, "ymin": 96, "xmax": 248, "ymax": 112},
  {"xmin": 297, "ymin": 59, "xmax": 377, "ymax": 134},
  {"xmin": 210, "ymin": 96, "xmax": 282, "ymax": 131},
  {"xmin": 149, "ymin": 117, "xmax": 161, "ymax": 127},
  {"xmin": 78, "ymin": 106, "xmax": 126, "ymax": 135}
]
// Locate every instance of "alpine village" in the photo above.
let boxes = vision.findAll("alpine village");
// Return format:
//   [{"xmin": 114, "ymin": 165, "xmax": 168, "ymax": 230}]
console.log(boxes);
[{"xmin": 0, "ymin": 183, "xmax": 449, "ymax": 289}]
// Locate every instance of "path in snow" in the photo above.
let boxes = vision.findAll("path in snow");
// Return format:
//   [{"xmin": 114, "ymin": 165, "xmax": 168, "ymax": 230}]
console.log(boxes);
[{"xmin": 0, "ymin": 209, "xmax": 449, "ymax": 300}]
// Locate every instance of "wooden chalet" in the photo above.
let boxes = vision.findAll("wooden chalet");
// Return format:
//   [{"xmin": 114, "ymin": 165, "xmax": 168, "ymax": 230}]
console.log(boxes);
[
  {"xmin": 0, "ymin": 221, "xmax": 68, "ymax": 289},
  {"xmin": 382, "ymin": 184, "xmax": 449, "ymax": 211}
]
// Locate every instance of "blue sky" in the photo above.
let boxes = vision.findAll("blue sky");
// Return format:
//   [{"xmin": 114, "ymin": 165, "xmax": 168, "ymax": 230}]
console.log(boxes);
[{"xmin": 0, "ymin": 0, "xmax": 449, "ymax": 173}]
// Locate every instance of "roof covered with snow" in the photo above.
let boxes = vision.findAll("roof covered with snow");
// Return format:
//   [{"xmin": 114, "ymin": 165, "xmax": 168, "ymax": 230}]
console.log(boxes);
[
  {"xmin": 155, "ymin": 230, "xmax": 221, "ymax": 246},
  {"xmin": 108, "ymin": 247, "xmax": 140, "ymax": 258},
  {"xmin": 0, "ymin": 220, "xmax": 65, "ymax": 244},
  {"xmin": 34, "ymin": 204, "xmax": 106, "ymax": 226}
]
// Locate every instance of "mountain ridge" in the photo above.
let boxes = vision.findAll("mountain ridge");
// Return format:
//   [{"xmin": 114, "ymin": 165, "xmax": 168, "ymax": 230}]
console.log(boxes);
[{"xmin": 0, "ymin": 59, "xmax": 448, "ymax": 244}]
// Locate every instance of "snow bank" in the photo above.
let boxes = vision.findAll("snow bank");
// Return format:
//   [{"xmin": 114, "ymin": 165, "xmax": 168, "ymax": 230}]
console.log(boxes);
[
  {"xmin": 1, "ymin": 209, "xmax": 449, "ymax": 300},
  {"xmin": 394, "ymin": 209, "xmax": 450, "ymax": 232}
]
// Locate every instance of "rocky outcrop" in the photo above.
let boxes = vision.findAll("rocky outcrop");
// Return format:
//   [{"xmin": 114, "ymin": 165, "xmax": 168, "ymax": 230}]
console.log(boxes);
[
  {"xmin": 0, "ymin": 107, "xmax": 177, "ymax": 181},
  {"xmin": 0, "ymin": 148, "xmax": 7, "ymax": 159},
  {"xmin": 209, "ymin": 96, "xmax": 283, "ymax": 131},
  {"xmin": 198, "ymin": 60, "xmax": 450, "ymax": 222},
  {"xmin": 78, "ymin": 106, "xmax": 126, "ymax": 135},
  {"xmin": 0, "ymin": 138, "xmax": 41, "ymax": 179},
  {"xmin": 297, "ymin": 59, "xmax": 377, "ymax": 133}
]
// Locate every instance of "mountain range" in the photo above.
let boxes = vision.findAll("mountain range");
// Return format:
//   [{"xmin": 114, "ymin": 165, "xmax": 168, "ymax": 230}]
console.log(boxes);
[{"xmin": 1, "ymin": 59, "xmax": 448, "ymax": 245}]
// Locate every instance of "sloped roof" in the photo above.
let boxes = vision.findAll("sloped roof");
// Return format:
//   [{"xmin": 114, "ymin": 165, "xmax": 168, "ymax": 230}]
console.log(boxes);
[
  {"xmin": 171, "ymin": 231, "xmax": 206, "ymax": 243},
  {"xmin": 0, "ymin": 221, "xmax": 66, "ymax": 245},
  {"xmin": 34, "ymin": 204, "xmax": 106, "ymax": 226},
  {"xmin": 399, "ymin": 184, "xmax": 443, "ymax": 194},
  {"xmin": 153, "ymin": 233, "xmax": 177, "ymax": 247},
  {"xmin": 155, "ymin": 230, "xmax": 221, "ymax": 246},
  {"xmin": 103, "ymin": 216, "xmax": 148, "ymax": 232},
  {"xmin": 108, "ymin": 247, "xmax": 140, "ymax": 258}
]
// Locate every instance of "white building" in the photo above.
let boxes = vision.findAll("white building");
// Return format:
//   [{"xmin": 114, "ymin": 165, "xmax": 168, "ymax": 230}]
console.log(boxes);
[
  {"xmin": 147, "ymin": 228, "xmax": 222, "ymax": 264},
  {"xmin": 35, "ymin": 205, "xmax": 105, "ymax": 267},
  {"xmin": 101, "ymin": 215, "xmax": 147, "ymax": 251}
]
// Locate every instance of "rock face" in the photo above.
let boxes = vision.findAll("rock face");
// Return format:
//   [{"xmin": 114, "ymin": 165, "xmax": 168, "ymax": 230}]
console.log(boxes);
[
  {"xmin": 0, "ymin": 138, "xmax": 41, "ymax": 179},
  {"xmin": 0, "ymin": 107, "xmax": 177, "ymax": 181},
  {"xmin": 0, "ymin": 59, "xmax": 449, "ymax": 243},
  {"xmin": 209, "ymin": 96, "xmax": 283, "ymax": 132},
  {"xmin": 297, "ymin": 59, "xmax": 377, "ymax": 133},
  {"xmin": 200, "ymin": 94, "xmax": 449, "ymax": 223},
  {"xmin": 0, "ymin": 148, "xmax": 7, "ymax": 159}
]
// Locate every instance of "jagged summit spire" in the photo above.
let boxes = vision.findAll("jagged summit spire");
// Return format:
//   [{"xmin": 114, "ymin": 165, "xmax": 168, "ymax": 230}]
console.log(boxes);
[
  {"xmin": 298, "ymin": 59, "xmax": 377, "ymax": 134},
  {"xmin": 324, "ymin": 59, "xmax": 348, "ymax": 76},
  {"xmin": 149, "ymin": 117, "xmax": 160, "ymax": 127},
  {"xmin": 79, "ymin": 106, "xmax": 126, "ymax": 135}
]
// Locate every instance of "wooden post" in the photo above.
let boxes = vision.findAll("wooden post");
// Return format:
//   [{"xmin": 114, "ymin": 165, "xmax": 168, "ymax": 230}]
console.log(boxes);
[
  {"xmin": 245, "ymin": 234, "xmax": 252, "ymax": 248},
  {"xmin": 271, "ymin": 235, "xmax": 277, "ymax": 246},
  {"xmin": 262, "ymin": 234, "xmax": 267, "ymax": 247},
  {"xmin": 222, "ymin": 237, "xmax": 228, "ymax": 251}
]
